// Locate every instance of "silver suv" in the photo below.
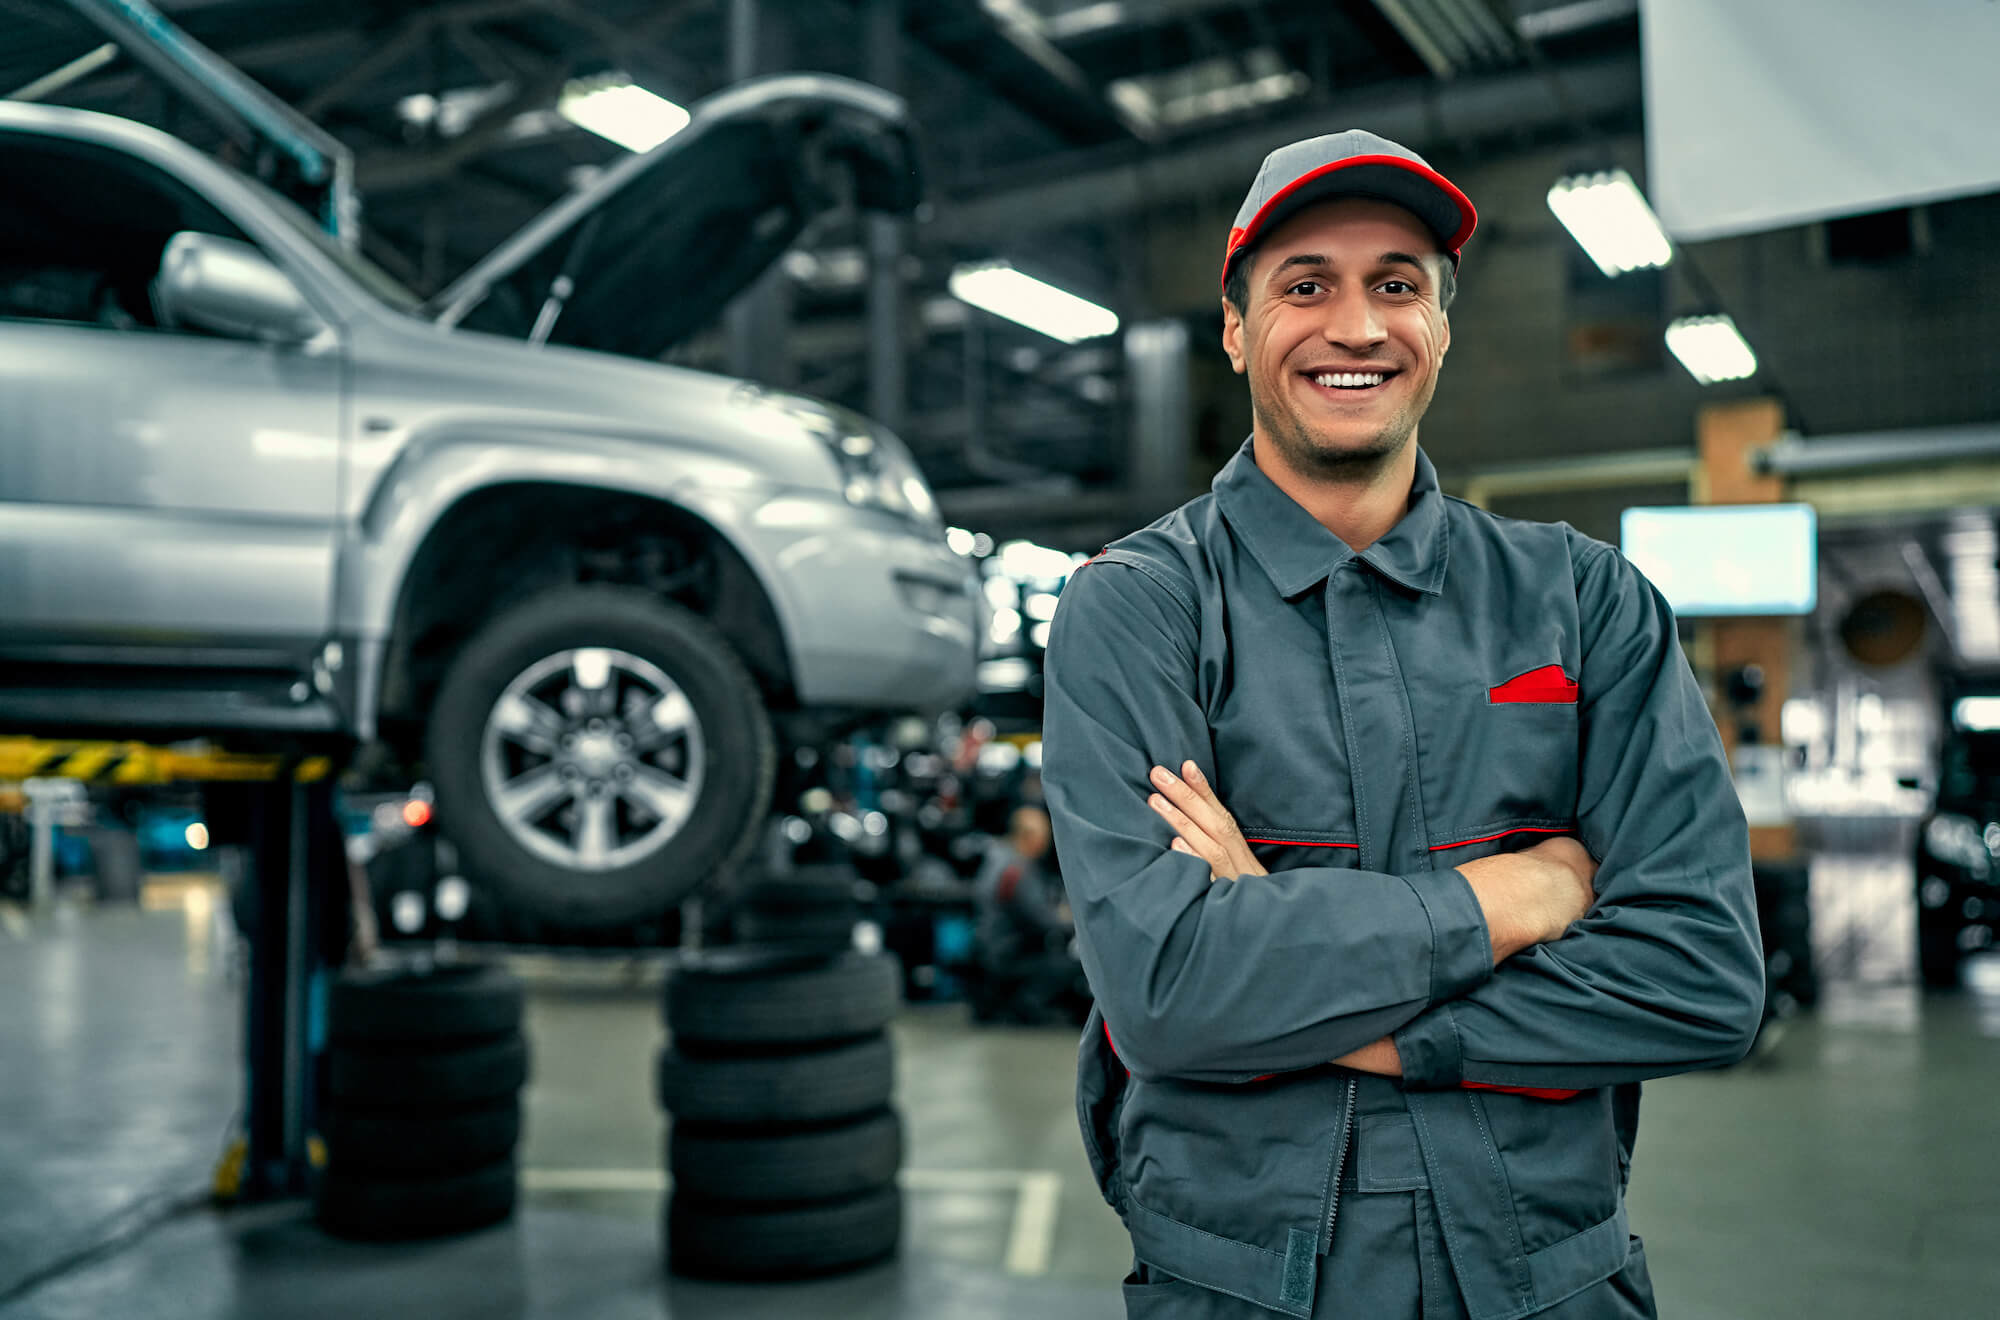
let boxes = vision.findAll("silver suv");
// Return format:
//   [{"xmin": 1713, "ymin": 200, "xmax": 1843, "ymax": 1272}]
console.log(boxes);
[{"xmin": 0, "ymin": 76, "xmax": 979, "ymax": 930}]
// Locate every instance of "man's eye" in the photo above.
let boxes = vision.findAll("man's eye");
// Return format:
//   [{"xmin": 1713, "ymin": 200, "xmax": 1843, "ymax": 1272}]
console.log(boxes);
[
  {"xmin": 1379, "ymin": 279, "xmax": 1417, "ymax": 295},
  {"xmin": 1287, "ymin": 280, "xmax": 1324, "ymax": 297}
]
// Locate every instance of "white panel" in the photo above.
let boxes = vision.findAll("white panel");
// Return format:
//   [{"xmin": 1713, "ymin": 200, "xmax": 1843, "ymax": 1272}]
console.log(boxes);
[{"xmin": 1642, "ymin": 0, "xmax": 2000, "ymax": 241}]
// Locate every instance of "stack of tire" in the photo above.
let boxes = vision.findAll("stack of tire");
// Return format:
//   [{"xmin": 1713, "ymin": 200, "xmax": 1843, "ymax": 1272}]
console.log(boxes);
[
  {"xmin": 658, "ymin": 947, "xmax": 903, "ymax": 1279},
  {"xmin": 731, "ymin": 862, "xmax": 870, "ymax": 950},
  {"xmin": 316, "ymin": 963, "xmax": 529, "ymax": 1239}
]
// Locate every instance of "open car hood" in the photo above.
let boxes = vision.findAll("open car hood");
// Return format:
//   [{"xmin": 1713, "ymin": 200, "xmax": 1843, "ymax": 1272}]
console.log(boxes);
[{"xmin": 428, "ymin": 74, "xmax": 920, "ymax": 360}]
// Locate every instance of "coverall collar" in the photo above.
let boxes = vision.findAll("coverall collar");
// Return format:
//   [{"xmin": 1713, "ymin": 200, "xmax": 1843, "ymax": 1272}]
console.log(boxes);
[{"xmin": 1213, "ymin": 436, "xmax": 1450, "ymax": 598}]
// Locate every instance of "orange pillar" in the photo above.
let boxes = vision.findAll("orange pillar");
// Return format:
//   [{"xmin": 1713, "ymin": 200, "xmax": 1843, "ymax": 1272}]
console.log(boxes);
[{"xmin": 1695, "ymin": 398, "xmax": 1798, "ymax": 861}]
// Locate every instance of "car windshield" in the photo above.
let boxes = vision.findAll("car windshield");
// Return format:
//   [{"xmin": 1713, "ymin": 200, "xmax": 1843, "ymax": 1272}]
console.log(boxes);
[{"xmin": 245, "ymin": 177, "xmax": 425, "ymax": 315}]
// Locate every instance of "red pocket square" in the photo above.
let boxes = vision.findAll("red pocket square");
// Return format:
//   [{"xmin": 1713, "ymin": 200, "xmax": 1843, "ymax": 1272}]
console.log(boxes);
[{"xmin": 1488, "ymin": 665, "xmax": 1577, "ymax": 704}]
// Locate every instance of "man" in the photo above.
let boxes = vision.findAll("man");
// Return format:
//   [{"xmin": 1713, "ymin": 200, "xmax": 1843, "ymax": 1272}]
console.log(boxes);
[
  {"xmin": 971, "ymin": 805, "xmax": 1087, "ymax": 1024},
  {"xmin": 1042, "ymin": 131, "xmax": 1764, "ymax": 1319}
]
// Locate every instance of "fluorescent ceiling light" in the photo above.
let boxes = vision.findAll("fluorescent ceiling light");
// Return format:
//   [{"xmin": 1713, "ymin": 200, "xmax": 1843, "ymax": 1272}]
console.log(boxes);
[
  {"xmin": 1954, "ymin": 696, "xmax": 2000, "ymax": 731},
  {"xmin": 558, "ymin": 76, "xmax": 690, "ymax": 153},
  {"xmin": 1665, "ymin": 314, "xmax": 1758, "ymax": 384},
  {"xmin": 1547, "ymin": 168, "xmax": 1673, "ymax": 276},
  {"xmin": 949, "ymin": 262, "xmax": 1120, "ymax": 343},
  {"xmin": 1046, "ymin": 2, "xmax": 1126, "ymax": 39}
]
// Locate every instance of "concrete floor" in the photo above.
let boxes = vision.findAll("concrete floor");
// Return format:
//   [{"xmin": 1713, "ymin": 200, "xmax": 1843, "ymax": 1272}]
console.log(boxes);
[{"xmin": 3, "ymin": 873, "xmax": 1999, "ymax": 1319}]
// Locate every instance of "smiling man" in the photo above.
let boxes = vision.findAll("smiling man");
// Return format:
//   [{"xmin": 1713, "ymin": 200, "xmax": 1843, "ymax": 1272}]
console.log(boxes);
[{"xmin": 1042, "ymin": 132, "xmax": 1765, "ymax": 1318}]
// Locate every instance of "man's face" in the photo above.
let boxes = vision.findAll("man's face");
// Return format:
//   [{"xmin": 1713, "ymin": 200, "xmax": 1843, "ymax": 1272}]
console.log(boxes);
[{"xmin": 1221, "ymin": 198, "xmax": 1452, "ymax": 477}]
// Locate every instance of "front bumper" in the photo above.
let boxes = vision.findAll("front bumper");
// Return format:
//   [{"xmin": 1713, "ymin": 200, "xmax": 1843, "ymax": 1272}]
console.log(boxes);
[{"xmin": 725, "ymin": 491, "xmax": 980, "ymax": 714}]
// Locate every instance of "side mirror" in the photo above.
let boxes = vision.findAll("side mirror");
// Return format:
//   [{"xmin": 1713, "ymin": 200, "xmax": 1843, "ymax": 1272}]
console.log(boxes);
[{"xmin": 153, "ymin": 232, "xmax": 325, "ymax": 343}]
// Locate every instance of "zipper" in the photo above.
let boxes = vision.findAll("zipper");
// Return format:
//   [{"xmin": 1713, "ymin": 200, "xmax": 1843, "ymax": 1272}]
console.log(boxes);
[{"xmin": 1321, "ymin": 1076, "xmax": 1359, "ymax": 1253}]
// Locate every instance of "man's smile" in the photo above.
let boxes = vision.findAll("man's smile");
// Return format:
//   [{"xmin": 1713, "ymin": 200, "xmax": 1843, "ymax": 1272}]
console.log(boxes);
[{"xmin": 1298, "ymin": 366, "xmax": 1402, "ymax": 400}]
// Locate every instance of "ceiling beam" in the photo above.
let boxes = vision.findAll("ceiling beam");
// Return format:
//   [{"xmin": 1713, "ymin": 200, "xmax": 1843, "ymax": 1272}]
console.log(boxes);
[{"xmin": 929, "ymin": 51, "xmax": 1639, "ymax": 245}]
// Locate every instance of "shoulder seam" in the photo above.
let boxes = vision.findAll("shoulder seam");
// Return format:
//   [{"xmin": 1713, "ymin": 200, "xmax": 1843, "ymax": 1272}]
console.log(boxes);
[{"xmin": 1087, "ymin": 552, "xmax": 1200, "ymax": 628}]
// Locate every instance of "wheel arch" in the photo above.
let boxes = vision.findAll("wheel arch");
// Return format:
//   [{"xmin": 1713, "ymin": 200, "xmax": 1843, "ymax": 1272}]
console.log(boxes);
[{"xmin": 371, "ymin": 481, "xmax": 796, "ymax": 753}]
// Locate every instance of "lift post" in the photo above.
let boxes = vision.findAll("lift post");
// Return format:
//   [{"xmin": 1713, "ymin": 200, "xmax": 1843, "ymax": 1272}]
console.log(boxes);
[{"xmin": 2, "ymin": 735, "xmax": 353, "ymax": 1200}]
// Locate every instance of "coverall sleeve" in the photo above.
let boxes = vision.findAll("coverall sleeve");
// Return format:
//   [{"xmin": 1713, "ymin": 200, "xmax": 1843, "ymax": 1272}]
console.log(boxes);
[
  {"xmin": 1043, "ymin": 557, "xmax": 1494, "ymax": 1083},
  {"xmin": 1393, "ymin": 541, "xmax": 1766, "ymax": 1091}
]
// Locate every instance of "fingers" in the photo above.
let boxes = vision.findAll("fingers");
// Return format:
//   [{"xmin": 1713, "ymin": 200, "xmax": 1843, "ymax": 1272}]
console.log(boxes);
[
  {"xmin": 1149, "ymin": 762, "xmax": 1241, "ymax": 843},
  {"xmin": 1148, "ymin": 788, "xmax": 1215, "ymax": 852}
]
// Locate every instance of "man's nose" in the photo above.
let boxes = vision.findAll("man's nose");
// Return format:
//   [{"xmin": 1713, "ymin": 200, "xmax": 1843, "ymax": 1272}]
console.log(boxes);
[{"xmin": 1320, "ymin": 288, "xmax": 1386, "ymax": 351}]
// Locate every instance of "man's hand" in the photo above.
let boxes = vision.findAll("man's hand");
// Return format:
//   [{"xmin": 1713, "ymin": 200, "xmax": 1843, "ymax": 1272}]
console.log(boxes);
[
  {"xmin": 1456, "ymin": 836, "xmax": 1599, "ymax": 963},
  {"xmin": 1332, "ymin": 1037, "xmax": 1401, "ymax": 1076},
  {"xmin": 1147, "ymin": 760, "xmax": 1268, "ymax": 881}
]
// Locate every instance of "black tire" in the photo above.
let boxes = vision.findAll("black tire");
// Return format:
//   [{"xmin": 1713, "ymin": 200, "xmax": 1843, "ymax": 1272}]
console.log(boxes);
[
  {"xmin": 666, "ymin": 948, "xmax": 900, "ymax": 1046},
  {"xmin": 671, "ymin": 1108, "xmax": 901, "ymax": 1202},
  {"xmin": 666, "ymin": 1186, "xmax": 901, "ymax": 1279},
  {"xmin": 745, "ymin": 864, "xmax": 868, "ymax": 909},
  {"xmin": 658, "ymin": 1033, "xmax": 894, "ymax": 1125},
  {"xmin": 1920, "ymin": 921, "xmax": 1962, "ymax": 990},
  {"xmin": 328, "ymin": 1035, "xmax": 529, "ymax": 1108},
  {"xmin": 323, "ymin": 1099, "xmax": 521, "ymax": 1175},
  {"xmin": 734, "ymin": 907, "xmax": 859, "ymax": 948},
  {"xmin": 428, "ymin": 587, "xmax": 777, "ymax": 931},
  {"xmin": 316, "ymin": 1158, "xmax": 517, "ymax": 1240},
  {"xmin": 330, "ymin": 964, "xmax": 522, "ymax": 1046}
]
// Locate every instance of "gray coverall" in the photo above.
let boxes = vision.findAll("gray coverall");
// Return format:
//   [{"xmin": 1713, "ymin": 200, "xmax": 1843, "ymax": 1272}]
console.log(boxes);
[{"xmin": 1042, "ymin": 438, "xmax": 1765, "ymax": 1318}]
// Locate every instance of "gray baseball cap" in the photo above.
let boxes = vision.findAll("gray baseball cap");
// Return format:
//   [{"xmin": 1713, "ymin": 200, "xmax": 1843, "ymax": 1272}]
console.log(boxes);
[{"xmin": 1222, "ymin": 129, "xmax": 1477, "ymax": 288}]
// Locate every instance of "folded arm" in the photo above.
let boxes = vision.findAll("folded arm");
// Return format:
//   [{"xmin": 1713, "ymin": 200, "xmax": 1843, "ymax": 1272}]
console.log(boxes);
[
  {"xmin": 1392, "ymin": 541, "xmax": 1766, "ymax": 1091},
  {"xmin": 1043, "ymin": 556, "xmax": 1582, "ymax": 1084}
]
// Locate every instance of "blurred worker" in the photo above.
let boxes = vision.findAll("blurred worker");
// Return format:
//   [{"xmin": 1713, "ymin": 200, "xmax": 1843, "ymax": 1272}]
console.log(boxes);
[
  {"xmin": 970, "ymin": 805, "xmax": 1086, "ymax": 1025},
  {"xmin": 1043, "ymin": 131, "xmax": 1763, "ymax": 1317}
]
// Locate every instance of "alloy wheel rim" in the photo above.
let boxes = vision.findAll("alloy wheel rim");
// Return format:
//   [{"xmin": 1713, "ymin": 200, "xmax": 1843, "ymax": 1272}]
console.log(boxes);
[{"xmin": 479, "ymin": 647, "xmax": 706, "ymax": 872}]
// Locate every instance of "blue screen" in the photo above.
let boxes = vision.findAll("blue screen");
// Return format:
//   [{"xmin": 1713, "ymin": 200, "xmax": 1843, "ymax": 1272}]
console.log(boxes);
[{"xmin": 1619, "ymin": 504, "xmax": 1817, "ymax": 616}]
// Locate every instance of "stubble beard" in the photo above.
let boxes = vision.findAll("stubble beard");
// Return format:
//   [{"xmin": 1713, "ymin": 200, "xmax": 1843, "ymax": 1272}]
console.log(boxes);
[{"xmin": 1248, "ymin": 369, "xmax": 1420, "ymax": 483}]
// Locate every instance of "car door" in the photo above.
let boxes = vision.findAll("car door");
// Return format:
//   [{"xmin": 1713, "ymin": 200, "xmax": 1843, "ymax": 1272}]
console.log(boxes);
[{"xmin": 0, "ymin": 129, "xmax": 342, "ymax": 686}]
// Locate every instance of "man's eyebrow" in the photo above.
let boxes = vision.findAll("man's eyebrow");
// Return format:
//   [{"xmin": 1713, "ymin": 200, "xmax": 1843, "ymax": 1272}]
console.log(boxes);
[{"xmin": 1266, "ymin": 250, "xmax": 1434, "ymax": 283}]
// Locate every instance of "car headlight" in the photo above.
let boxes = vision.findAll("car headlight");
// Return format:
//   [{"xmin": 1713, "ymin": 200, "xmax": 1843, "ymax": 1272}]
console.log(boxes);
[
  {"xmin": 828, "ymin": 425, "xmax": 940, "ymax": 529},
  {"xmin": 1923, "ymin": 813, "xmax": 1992, "ymax": 876}
]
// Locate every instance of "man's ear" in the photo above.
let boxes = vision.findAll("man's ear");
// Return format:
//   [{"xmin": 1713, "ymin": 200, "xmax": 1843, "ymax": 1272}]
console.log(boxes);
[
  {"xmin": 1440, "ymin": 308, "xmax": 1451, "ymax": 359},
  {"xmin": 1221, "ymin": 298, "xmax": 1247, "ymax": 375}
]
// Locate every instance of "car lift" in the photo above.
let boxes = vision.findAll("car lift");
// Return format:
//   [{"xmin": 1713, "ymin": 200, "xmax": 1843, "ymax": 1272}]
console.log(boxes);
[
  {"xmin": 1, "ymin": 0, "xmax": 372, "ymax": 1205},
  {"xmin": 1, "ymin": 736, "xmax": 352, "ymax": 1201}
]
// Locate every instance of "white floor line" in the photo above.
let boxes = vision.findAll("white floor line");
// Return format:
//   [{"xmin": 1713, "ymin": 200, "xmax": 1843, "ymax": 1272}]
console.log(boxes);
[
  {"xmin": 1002, "ymin": 1170, "xmax": 1063, "ymax": 1277},
  {"xmin": 522, "ymin": 1167, "xmax": 666, "ymax": 1193},
  {"xmin": 520, "ymin": 1165, "xmax": 1064, "ymax": 1276}
]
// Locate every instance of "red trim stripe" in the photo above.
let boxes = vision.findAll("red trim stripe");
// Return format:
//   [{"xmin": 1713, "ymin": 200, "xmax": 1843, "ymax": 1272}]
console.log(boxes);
[
  {"xmin": 1428, "ymin": 826, "xmax": 1572, "ymax": 852},
  {"xmin": 1463, "ymin": 1082, "xmax": 1581, "ymax": 1101}
]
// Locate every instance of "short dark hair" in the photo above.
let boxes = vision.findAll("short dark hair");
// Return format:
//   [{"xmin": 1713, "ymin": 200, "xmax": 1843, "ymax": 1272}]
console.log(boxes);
[{"xmin": 1223, "ymin": 248, "xmax": 1457, "ymax": 316}]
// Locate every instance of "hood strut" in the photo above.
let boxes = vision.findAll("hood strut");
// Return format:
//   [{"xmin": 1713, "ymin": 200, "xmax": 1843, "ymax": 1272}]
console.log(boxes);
[{"xmin": 528, "ymin": 212, "xmax": 606, "ymax": 347}]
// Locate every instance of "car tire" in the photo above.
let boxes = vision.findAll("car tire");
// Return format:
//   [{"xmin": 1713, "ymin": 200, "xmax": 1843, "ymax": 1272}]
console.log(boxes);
[
  {"xmin": 328, "ymin": 1036, "xmax": 529, "ymax": 1108},
  {"xmin": 664, "ymin": 948, "xmax": 900, "ymax": 1046},
  {"xmin": 670, "ymin": 1109, "xmax": 902, "ymax": 1202},
  {"xmin": 665, "ymin": 1185, "xmax": 901, "ymax": 1279},
  {"xmin": 330, "ymin": 964, "xmax": 523, "ymax": 1045},
  {"xmin": 316, "ymin": 1158, "xmax": 518, "ymax": 1240},
  {"xmin": 428, "ymin": 587, "xmax": 776, "ymax": 932},
  {"xmin": 1919, "ymin": 917, "xmax": 1962, "ymax": 989},
  {"xmin": 657, "ymin": 1033, "xmax": 895, "ymax": 1125},
  {"xmin": 323, "ymin": 1100, "xmax": 522, "ymax": 1176}
]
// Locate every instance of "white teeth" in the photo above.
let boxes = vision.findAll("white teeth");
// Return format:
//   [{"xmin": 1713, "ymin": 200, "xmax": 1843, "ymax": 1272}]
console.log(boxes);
[{"xmin": 1313, "ymin": 372, "xmax": 1386, "ymax": 389}]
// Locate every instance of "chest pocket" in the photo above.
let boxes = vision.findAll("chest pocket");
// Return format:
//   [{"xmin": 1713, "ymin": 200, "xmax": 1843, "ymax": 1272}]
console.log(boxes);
[
  {"xmin": 1238, "ymin": 826, "xmax": 1361, "ymax": 875},
  {"xmin": 1411, "ymin": 645, "xmax": 1582, "ymax": 855}
]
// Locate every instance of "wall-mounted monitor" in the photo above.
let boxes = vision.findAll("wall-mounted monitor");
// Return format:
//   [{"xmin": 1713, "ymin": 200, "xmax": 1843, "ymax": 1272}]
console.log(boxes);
[{"xmin": 1619, "ymin": 503, "xmax": 1818, "ymax": 617}]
